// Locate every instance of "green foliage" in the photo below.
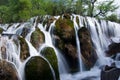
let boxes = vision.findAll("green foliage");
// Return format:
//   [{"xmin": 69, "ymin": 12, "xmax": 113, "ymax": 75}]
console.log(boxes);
[
  {"xmin": 0, "ymin": 0, "xmax": 119, "ymax": 23},
  {"xmin": 96, "ymin": 0, "xmax": 119, "ymax": 18},
  {"xmin": 0, "ymin": 0, "xmax": 8, "ymax": 5},
  {"xmin": 0, "ymin": 5, "xmax": 9, "ymax": 23},
  {"xmin": 105, "ymin": 14, "xmax": 120, "ymax": 23}
]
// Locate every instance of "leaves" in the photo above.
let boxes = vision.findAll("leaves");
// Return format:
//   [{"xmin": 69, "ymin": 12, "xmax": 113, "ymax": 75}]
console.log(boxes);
[{"xmin": 0, "ymin": 0, "xmax": 119, "ymax": 23}]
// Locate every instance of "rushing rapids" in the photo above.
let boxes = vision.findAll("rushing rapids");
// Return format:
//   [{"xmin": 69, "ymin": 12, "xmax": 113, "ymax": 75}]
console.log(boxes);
[{"xmin": 0, "ymin": 14, "xmax": 120, "ymax": 80}]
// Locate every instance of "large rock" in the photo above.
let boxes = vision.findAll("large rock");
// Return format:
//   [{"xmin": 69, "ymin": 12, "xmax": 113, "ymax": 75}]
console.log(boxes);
[
  {"xmin": 54, "ymin": 15, "xmax": 79, "ymax": 72},
  {"xmin": 0, "ymin": 60, "xmax": 19, "ymax": 80},
  {"xmin": 106, "ymin": 43, "xmax": 120, "ymax": 56},
  {"xmin": 41, "ymin": 47, "xmax": 60, "ymax": 80},
  {"xmin": 30, "ymin": 28, "xmax": 45, "ymax": 50},
  {"xmin": 25, "ymin": 56, "xmax": 54, "ymax": 80},
  {"xmin": 78, "ymin": 27, "xmax": 97, "ymax": 69},
  {"xmin": 101, "ymin": 65, "xmax": 120, "ymax": 80},
  {"xmin": 19, "ymin": 37, "xmax": 30, "ymax": 61}
]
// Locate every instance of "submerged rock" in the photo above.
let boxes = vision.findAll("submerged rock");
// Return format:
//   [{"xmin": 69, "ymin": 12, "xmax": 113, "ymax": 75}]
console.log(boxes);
[
  {"xmin": 25, "ymin": 56, "xmax": 54, "ymax": 80},
  {"xmin": 78, "ymin": 27, "xmax": 97, "ymax": 69},
  {"xmin": 41, "ymin": 47, "xmax": 60, "ymax": 80},
  {"xmin": 106, "ymin": 42, "xmax": 120, "ymax": 56},
  {"xmin": 30, "ymin": 28, "xmax": 45, "ymax": 50},
  {"xmin": 54, "ymin": 16, "xmax": 79, "ymax": 72},
  {"xmin": 21, "ymin": 26, "xmax": 31, "ymax": 38},
  {"xmin": 0, "ymin": 60, "xmax": 19, "ymax": 80},
  {"xmin": 19, "ymin": 37, "xmax": 30, "ymax": 61},
  {"xmin": 101, "ymin": 65, "xmax": 120, "ymax": 80}
]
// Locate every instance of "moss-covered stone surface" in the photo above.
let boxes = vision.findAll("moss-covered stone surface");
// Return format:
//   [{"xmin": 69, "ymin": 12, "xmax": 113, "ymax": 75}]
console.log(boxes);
[
  {"xmin": 0, "ymin": 60, "xmax": 19, "ymax": 80},
  {"xmin": 30, "ymin": 28, "xmax": 45, "ymax": 50},
  {"xmin": 54, "ymin": 14, "xmax": 79, "ymax": 72},
  {"xmin": 25, "ymin": 56, "xmax": 54, "ymax": 80},
  {"xmin": 19, "ymin": 37, "xmax": 30, "ymax": 61},
  {"xmin": 41, "ymin": 47, "xmax": 60, "ymax": 80},
  {"xmin": 0, "ymin": 28, "xmax": 3, "ymax": 34}
]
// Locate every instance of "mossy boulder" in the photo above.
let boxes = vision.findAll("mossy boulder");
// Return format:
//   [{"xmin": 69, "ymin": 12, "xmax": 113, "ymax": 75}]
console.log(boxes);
[
  {"xmin": 54, "ymin": 16, "xmax": 79, "ymax": 72},
  {"xmin": 19, "ymin": 37, "xmax": 30, "ymax": 61},
  {"xmin": 55, "ymin": 16, "xmax": 74, "ymax": 41},
  {"xmin": 30, "ymin": 28, "xmax": 45, "ymax": 50},
  {"xmin": 78, "ymin": 27, "xmax": 97, "ymax": 69},
  {"xmin": 106, "ymin": 43, "xmax": 120, "ymax": 56},
  {"xmin": 41, "ymin": 47, "xmax": 60, "ymax": 80},
  {"xmin": 0, "ymin": 60, "xmax": 19, "ymax": 80},
  {"xmin": 25, "ymin": 56, "xmax": 54, "ymax": 80}
]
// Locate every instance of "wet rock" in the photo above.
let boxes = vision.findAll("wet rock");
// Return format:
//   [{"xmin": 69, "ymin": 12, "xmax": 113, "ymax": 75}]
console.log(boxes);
[
  {"xmin": 76, "ymin": 16, "xmax": 80, "ymax": 27},
  {"xmin": 63, "ymin": 13, "xmax": 71, "ymax": 19},
  {"xmin": 30, "ymin": 28, "xmax": 45, "ymax": 50},
  {"xmin": 106, "ymin": 43, "xmax": 120, "ymax": 56},
  {"xmin": 0, "ymin": 28, "xmax": 3, "ymax": 34},
  {"xmin": 101, "ymin": 65, "xmax": 120, "ymax": 80},
  {"xmin": 54, "ymin": 16, "xmax": 79, "ymax": 72},
  {"xmin": 1, "ymin": 46, "xmax": 7, "ymax": 59},
  {"xmin": 25, "ymin": 56, "xmax": 54, "ymax": 80},
  {"xmin": 55, "ymin": 16, "xmax": 75, "ymax": 41},
  {"xmin": 21, "ymin": 26, "xmax": 30, "ymax": 38},
  {"xmin": 0, "ymin": 60, "xmax": 19, "ymax": 80},
  {"xmin": 41, "ymin": 47, "xmax": 60, "ymax": 80},
  {"xmin": 19, "ymin": 37, "xmax": 30, "ymax": 61},
  {"xmin": 78, "ymin": 27, "xmax": 97, "ymax": 69},
  {"xmin": 46, "ymin": 16, "xmax": 56, "ymax": 31}
]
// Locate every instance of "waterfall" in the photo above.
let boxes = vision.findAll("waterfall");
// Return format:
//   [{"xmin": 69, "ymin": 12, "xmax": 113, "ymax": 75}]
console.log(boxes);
[
  {"xmin": 73, "ymin": 15, "xmax": 84, "ymax": 72},
  {"xmin": 0, "ymin": 14, "xmax": 120, "ymax": 80}
]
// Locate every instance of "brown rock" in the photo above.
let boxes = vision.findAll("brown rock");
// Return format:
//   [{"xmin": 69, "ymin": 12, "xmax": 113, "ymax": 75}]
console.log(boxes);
[
  {"xmin": 30, "ymin": 28, "xmax": 45, "ymax": 50},
  {"xmin": 19, "ymin": 37, "xmax": 30, "ymax": 61},
  {"xmin": 78, "ymin": 27, "xmax": 97, "ymax": 69},
  {"xmin": 101, "ymin": 65, "xmax": 120, "ymax": 80},
  {"xmin": 0, "ymin": 60, "xmax": 19, "ymax": 80},
  {"xmin": 106, "ymin": 43, "xmax": 120, "ymax": 56},
  {"xmin": 54, "ymin": 16, "xmax": 79, "ymax": 72}
]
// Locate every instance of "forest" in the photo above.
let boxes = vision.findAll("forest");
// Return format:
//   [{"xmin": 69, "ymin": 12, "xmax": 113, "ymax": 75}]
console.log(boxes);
[{"xmin": 0, "ymin": 0, "xmax": 120, "ymax": 23}]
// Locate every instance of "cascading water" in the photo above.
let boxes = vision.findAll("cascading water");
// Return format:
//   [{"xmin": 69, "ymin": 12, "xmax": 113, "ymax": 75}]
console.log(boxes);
[
  {"xmin": 73, "ymin": 14, "xmax": 84, "ymax": 72},
  {"xmin": 0, "ymin": 14, "xmax": 120, "ymax": 80}
]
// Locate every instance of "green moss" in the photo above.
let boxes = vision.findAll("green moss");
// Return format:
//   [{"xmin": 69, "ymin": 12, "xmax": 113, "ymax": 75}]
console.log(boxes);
[
  {"xmin": 76, "ymin": 16, "xmax": 80, "ymax": 27},
  {"xmin": 55, "ymin": 17, "xmax": 74, "ymax": 39},
  {"xmin": 0, "ymin": 28, "xmax": 3, "ymax": 34},
  {"xmin": 25, "ymin": 56, "xmax": 54, "ymax": 80},
  {"xmin": 41, "ymin": 47, "xmax": 60, "ymax": 80},
  {"xmin": 30, "ymin": 28, "xmax": 45, "ymax": 50}
]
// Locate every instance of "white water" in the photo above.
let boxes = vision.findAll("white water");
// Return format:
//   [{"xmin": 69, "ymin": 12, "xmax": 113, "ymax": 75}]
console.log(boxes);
[
  {"xmin": 0, "ymin": 15, "xmax": 120, "ymax": 80},
  {"xmin": 73, "ymin": 15, "xmax": 84, "ymax": 72}
]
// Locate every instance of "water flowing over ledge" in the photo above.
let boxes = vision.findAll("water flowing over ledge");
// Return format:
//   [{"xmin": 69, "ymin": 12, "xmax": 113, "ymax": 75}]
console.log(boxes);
[{"xmin": 0, "ymin": 14, "xmax": 120, "ymax": 80}]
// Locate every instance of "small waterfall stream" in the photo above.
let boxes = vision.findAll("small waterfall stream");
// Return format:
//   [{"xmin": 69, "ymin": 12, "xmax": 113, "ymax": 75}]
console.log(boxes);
[
  {"xmin": 73, "ymin": 15, "xmax": 84, "ymax": 72},
  {"xmin": 0, "ymin": 14, "xmax": 120, "ymax": 80}
]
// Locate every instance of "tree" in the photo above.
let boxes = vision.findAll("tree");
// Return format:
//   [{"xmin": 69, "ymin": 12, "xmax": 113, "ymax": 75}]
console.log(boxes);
[
  {"xmin": 95, "ymin": 0, "xmax": 118, "ymax": 18},
  {"xmin": 8, "ymin": 0, "xmax": 32, "ymax": 22},
  {"xmin": 105, "ymin": 14, "xmax": 120, "ymax": 23},
  {"xmin": 74, "ymin": 0, "xmax": 118, "ymax": 18},
  {"xmin": 0, "ymin": 5, "xmax": 9, "ymax": 23}
]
